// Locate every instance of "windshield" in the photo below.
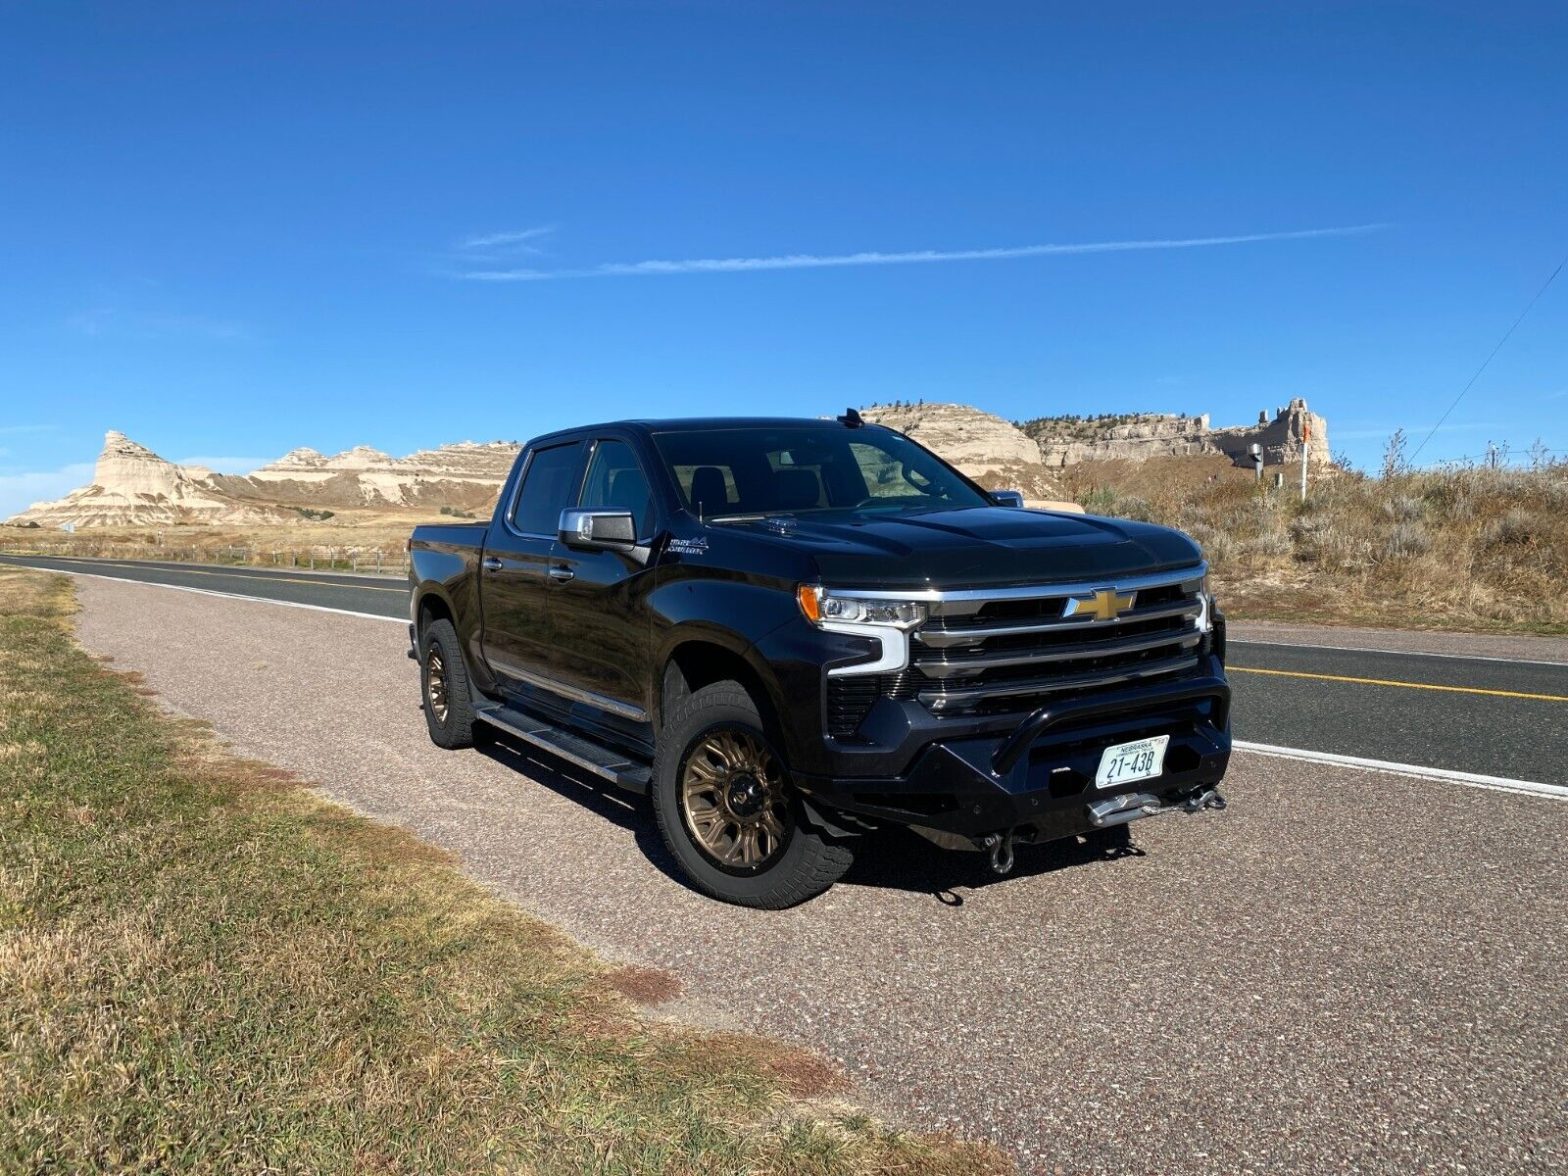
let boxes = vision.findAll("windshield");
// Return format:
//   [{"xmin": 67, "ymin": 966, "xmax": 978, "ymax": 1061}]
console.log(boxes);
[{"xmin": 652, "ymin": 425, "xmax": 991, "ymax": 518}]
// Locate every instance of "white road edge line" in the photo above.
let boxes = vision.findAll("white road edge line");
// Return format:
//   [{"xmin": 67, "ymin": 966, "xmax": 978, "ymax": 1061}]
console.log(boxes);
[
  {"xmin": 1233, "ymin": 740, "xmax": 1568, "ymax": 800},
  {"xmin": 12, "ymin": 565, "xmax": 406, "ymax": 625},
  {"xmin": 1228, "ymin": 638, "xmax": 1568, "ymax": 669}
]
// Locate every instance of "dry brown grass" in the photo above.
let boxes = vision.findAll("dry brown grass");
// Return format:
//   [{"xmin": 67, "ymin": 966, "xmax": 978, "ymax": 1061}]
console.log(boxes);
[
  {"xmin": 1059, "ymin": 455, "xmax": 1568, "ymax": 633},
  {"xmin": 0, "ymin": 516, "xmax": 440, "ymax": 573}
]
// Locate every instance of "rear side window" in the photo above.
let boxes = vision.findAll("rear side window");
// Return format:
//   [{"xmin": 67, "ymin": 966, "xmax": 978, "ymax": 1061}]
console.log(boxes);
[
  {"xmin": 510, "ymin": 443, "xmax": 582, "ymax": 535},
  {"xmin": 579, "ymin": 440, "xmax": 656, "ymax": 537}
]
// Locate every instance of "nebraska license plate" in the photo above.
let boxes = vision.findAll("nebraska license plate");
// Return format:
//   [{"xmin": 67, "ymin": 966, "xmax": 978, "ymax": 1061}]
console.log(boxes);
[{"xmin": 1094, "ymin": 735, "xmax": 1170, "ymax": 789}]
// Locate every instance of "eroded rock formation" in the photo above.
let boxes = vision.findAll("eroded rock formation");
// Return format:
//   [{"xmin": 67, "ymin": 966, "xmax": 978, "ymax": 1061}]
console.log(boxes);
[
  {"xmin": 1021, "ymin": 400, "xmax": 1330, "ymax": 468},
  {"xmin": 9, "ymin": 432, "xmax": 520, "ymax": 528},
  {"xmin": 9, "ymin": 432, "xmax": 295, "ymax": 528},
  {"xmin": 859, "ymin": 402, "xmax": 1062, "ymax": 500}
]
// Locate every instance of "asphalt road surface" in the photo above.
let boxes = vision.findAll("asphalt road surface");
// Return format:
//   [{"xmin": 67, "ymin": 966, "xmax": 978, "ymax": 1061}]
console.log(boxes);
[{"xmin": 8, "ymin": 553, "xmax": 1567, "ymax": 788}]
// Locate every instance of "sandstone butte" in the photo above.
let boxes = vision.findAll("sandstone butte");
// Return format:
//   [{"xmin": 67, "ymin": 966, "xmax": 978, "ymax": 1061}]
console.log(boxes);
[
  {"xmin": 8, "ymin": 401, "xmax": 1328, "ymax": 530},
  {"xmin": 8, "ymin": 431, "xmax": 520, "ymax": 529}
]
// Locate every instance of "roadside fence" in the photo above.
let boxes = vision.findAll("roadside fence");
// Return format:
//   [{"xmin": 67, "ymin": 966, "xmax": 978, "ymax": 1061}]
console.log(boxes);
[{"xmin": 0, "ymin": 537, "xmax": 412, "ymax": 577}]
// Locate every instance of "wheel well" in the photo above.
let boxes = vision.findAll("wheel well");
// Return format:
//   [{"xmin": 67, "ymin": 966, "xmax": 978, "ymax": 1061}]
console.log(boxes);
[
  {"xmin": 660, "ymin": 641, "xmax": 774, "ymax": 731},
  {"xmin": 416, "ymin": 592, "xmax": 454, "ymax": 639}
]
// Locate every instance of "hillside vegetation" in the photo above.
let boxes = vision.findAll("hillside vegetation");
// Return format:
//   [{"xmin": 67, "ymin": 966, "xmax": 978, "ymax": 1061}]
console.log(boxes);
[
  {"xmin": 1058, "ymin": 455, "xmax": 1568, "ymax": 633},
  {"xmin": 1016, "ymin": 412, "xmax": 1187, "ymax": 443}
]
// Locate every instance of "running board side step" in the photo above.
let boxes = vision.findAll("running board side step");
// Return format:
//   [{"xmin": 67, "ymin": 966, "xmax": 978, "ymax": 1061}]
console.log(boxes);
[{"xmin": 475, "ymin": 704, "xmax": 651, "ymax": 794}]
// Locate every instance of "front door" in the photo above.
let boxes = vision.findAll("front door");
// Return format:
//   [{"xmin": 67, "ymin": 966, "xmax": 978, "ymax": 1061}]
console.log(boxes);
[
  {"xmin": 479, "ymin": 439, "xmax": 584, "ymax": 687},
  {"xmin": 546, "ymin": 437, "xmax": 659, "ymax": 743}
]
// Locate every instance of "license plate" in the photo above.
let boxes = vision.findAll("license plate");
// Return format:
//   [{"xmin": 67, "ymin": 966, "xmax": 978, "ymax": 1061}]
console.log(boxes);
[{"xmin": 1094, "ymin": 735, "xmax": 1170, "ymax": 789}]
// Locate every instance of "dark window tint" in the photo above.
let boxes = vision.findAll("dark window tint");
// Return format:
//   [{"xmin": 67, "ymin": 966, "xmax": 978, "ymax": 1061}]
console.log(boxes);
[
  {"xmin": 651, "ymin": 426, "xmax": 989, "ymax": 517},
  {"xmin": 511, "ymin": 443, "xmax": 582, "ymax": 535},
  {"xmin": 579, "ymin": 440, "xmax": 655, "ymax": 536}
]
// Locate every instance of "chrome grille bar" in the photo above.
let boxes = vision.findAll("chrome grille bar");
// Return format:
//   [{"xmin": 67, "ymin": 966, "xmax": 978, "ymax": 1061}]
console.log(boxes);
[
  {"xmin": 918, "ymin": 652, "xmax": 1202, "ymax": 711},
  {"xmin": 915, "ymin": 599, "xmax": 1201, "ymax": 648},
  {"xmin": 915, "ymin": 630, "xmax": 1202, "ymax": 678},
  {"xmin": 902, "ymin": 564, "xmax": 1208, "ymax": 716}
]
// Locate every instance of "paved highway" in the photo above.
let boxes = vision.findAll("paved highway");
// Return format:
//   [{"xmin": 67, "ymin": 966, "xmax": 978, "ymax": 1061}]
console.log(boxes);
[
  {"xmin": 0, "ymin": 554, "xmax": 411, "ymax": 622},
  {"xmin": 6, "ymin": 552, "xmax": 1565, "ymax": 789}
]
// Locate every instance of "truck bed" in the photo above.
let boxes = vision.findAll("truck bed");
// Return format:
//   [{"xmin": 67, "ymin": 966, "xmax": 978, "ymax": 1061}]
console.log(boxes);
[{"xmin": 409, "ymin": 522, "xmax": 488, "ymax": 553}]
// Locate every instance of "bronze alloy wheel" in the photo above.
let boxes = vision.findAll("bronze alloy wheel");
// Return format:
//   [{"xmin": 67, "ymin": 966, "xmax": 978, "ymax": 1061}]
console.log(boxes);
[
  {"xmin": 426, "ymin": 646, "xmax": 450, "ymax": 724},
  {"xmin": 680, "ymin": 728, "xmax": 791, "ymax": 872}
]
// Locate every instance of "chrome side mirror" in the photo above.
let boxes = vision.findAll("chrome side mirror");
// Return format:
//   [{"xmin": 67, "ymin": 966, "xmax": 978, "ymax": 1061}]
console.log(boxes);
[
  {"xmin": 559, "ymin": 508, "xmax": 637, "ymax": 551},
  {"xmin": 989, "ymin": 489, "xmax": 1025, "ymax": 508}
]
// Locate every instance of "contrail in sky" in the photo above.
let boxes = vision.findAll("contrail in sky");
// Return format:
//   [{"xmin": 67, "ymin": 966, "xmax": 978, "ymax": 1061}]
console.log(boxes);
[{"xmin": 457, "ymin": 223, "xmax": 1387, "ymax": 281}]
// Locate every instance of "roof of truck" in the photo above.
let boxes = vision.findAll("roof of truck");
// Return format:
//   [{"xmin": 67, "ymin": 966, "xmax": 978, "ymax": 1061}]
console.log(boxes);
[
  {"xmin": 528, "ymin": 415, "xmax": 880, "ymax": 444},
  {"xmin": 628, "ymin": 416, "xmax": 866, "ymax": 431}
]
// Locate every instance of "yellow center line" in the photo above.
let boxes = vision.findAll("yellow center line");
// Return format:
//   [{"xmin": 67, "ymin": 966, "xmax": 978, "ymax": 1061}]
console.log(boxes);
[
  {"xmin": 35, "ymin": 558, "xmax": 408, "ymax": 593},
  {"xmin": 1229, "ymin": 665, "xmax": 1568, "ymax": 703}
]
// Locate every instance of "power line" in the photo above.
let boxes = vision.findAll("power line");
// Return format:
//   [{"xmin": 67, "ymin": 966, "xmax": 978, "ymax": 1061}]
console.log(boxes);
[{"xmin": 1409, "ymin": 250, "xmax": 1568, "ymax": 463}]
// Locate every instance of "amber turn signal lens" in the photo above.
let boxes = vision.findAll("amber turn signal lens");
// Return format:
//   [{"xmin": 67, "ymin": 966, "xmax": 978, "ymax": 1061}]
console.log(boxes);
[{"xmin": 796, "ymin": 584, "xmax": 821, "ymax": 624}]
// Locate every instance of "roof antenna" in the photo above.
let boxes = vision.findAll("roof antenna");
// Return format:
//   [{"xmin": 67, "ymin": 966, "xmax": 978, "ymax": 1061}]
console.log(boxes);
[{"xmin": 837, "ymin": 407, "xmax": 863, "ymax": 428}]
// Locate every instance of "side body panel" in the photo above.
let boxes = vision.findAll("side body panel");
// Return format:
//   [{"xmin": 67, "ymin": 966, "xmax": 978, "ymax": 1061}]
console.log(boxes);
[
  {"xmin": 478, "ymin": 440, "xmax": 584, "ymax": 685},
  {"xmin": 408, "ymin": 521, "xmax": 490, "ymax": 686}
]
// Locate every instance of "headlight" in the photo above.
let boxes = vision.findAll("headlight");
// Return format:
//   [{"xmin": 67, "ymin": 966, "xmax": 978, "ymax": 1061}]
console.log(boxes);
[
  {"xmin": 1196, "ymin": 575, "xmax": 1213, "ymax": 633},
  {"xmin": 796, "ymin": 585, "xmax": 927, "ymax": 630}
]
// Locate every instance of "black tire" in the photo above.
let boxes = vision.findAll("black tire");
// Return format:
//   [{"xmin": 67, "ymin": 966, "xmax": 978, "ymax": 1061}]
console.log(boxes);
[
  {"xmin": 420, "ymin": 618, "xmax": 476, "ymax": 749},
  {"xmin": 653, "ymin": 682, "xmax": 852, "ymax": 908}
]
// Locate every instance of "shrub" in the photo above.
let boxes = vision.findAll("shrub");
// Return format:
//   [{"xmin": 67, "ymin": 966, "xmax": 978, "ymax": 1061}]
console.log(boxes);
[
  {"xmin": 1482, "ymin": 508, "xmax": 1536, "ymax": 549},
  {"xmin": 1382, "ymin": 521, "xmax": 1432, "ymax": 560}
]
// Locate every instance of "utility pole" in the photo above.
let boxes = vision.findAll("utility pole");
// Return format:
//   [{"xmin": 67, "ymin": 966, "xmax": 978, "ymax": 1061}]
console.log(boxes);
[{"xmin": 1300, "ymin": 407, "xmax": 1311, "ymax": 503}]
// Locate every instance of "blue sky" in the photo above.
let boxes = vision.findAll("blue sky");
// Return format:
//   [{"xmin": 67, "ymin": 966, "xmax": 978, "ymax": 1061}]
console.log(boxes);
[{"xmin": 3, "ymin": 2, "xmax": 1565, "ymax": 517}]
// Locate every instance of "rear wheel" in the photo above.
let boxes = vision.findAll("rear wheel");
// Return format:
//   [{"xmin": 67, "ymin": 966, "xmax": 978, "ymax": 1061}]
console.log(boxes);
[
  {"xmin": 420, "ymin": 618, "xmax": 475, "ymax": 749},
  {"xmin": 653, "ymin": 682, "xmax": 852, "ymax": 908}
]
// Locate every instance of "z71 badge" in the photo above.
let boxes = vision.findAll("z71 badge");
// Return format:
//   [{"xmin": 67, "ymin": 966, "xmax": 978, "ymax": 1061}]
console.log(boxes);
[{"xmin": 667, "ymin": 537, "xmax": 709, "ymax": 556}]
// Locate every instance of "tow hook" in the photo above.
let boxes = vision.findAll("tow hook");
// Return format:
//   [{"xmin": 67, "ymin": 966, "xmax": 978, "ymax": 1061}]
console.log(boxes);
[
  {"xmin": 1183, "ymin": 788, "xmax": 1227, "ymax": 813},
  {"xmin": 982, "ymin": 829, "xmax": 1016, "ymax": 875}
]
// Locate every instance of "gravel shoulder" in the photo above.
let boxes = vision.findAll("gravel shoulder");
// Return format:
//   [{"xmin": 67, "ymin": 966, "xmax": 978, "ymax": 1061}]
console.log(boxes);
[{"xmin": 73, "ymin": 576, "xmax": 1568, "ymax": 1174}]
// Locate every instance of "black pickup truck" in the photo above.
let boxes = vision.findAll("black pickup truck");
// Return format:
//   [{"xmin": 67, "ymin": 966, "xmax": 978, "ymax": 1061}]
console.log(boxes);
[{"xmin": 409, "ymin": 413, "xmax": 1230, "ymax": 907}]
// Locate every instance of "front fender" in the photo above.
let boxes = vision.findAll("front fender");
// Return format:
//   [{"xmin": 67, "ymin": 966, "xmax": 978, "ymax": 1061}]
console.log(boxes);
[{"xmin": 649, "ymin": 577, "xmax": 874, "ymax": 772}]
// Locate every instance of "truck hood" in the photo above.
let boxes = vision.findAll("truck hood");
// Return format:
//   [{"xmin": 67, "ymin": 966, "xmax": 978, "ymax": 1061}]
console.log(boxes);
[{"xmin": 712, "ymin": 507, "xmax": 1203, "ymax": 588}]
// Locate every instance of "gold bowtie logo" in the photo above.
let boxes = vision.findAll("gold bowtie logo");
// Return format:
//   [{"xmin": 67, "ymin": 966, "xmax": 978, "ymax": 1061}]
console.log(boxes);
[{"xmin": 1063, "ymin": 588, "xmax": 1137, "ymax": 622}]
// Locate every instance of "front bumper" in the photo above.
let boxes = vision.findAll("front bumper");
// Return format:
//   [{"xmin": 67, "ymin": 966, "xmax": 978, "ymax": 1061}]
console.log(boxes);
[{"xmin": 794, "ymin": 671, "xmax": 1231, "ymax": 842}]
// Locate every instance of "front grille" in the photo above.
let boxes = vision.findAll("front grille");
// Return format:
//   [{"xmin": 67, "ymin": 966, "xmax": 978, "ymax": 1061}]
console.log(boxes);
[{"xmin": 911, "ymin": 568, "xmax": 1207, "ymax": 716}]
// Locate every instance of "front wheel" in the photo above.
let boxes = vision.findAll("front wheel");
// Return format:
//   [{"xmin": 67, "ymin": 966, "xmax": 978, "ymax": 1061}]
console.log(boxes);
[{"xmin": 653, "ymin": 682, "xmax": 852, "ymax": 908}]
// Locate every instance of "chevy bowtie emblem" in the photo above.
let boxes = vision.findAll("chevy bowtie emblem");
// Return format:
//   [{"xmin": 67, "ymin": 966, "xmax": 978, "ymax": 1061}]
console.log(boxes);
[{"xmin": 1063, "ymin": 588, "xmax": 1137, "ymax": 622}]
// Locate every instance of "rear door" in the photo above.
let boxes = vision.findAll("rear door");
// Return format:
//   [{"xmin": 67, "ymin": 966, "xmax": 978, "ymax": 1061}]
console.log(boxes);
[
  {"xmin": 545, "ymin": 437, "xmax": 659, "ymax": 739},
  {"xmin": 479, "ymin": 439, "xmax": 584, "ymax": 687}
]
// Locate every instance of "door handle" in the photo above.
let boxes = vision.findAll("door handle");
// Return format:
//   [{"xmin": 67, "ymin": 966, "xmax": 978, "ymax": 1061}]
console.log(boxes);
[
  {"xmin": 548, "ymin": 565, "xmax": 575, "ymax": 583},
  {"xmin": 482, "ymin": 557, "xmax": 504, "ymax": 572}
]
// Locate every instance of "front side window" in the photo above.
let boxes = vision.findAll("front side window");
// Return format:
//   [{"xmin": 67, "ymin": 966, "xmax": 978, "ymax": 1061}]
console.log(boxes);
[
  {"xmin": 511, "ymin": 442, "xmax": 582, "ymax": 535},
  {"xmin": 578, "ymin": 439, "xmax": 655, "ymax": 537},
  {"xmin": 651, "ymin": 426, "xmax": 988, "ymax": 518}
]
